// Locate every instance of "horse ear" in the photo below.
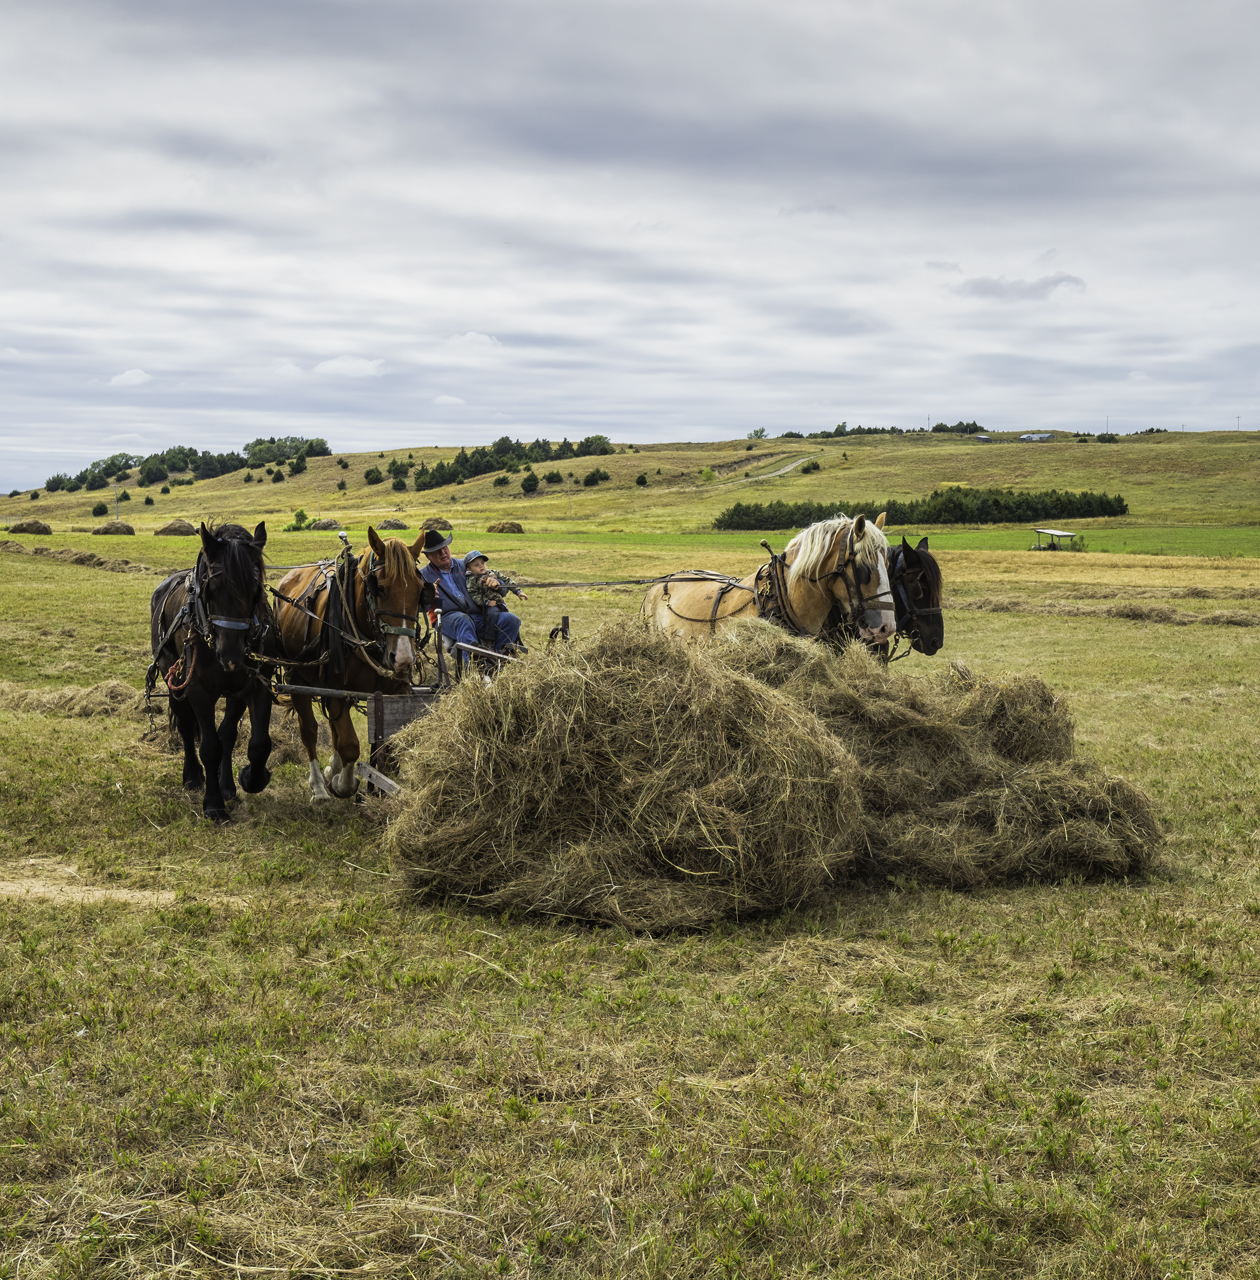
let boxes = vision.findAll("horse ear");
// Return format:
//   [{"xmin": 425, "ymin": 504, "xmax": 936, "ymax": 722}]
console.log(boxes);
[
  {"xmin": 367, "ymin": 526, "xmax": 385, "ymax": 556},
  {"xmin": 253, "ymin": 521, "xmax": 267, "ymax": 549},
  {"xmin": 852, "ymin": 513, "xmax": 867, "ymax": 538},
  {"xmin": 875, "ymin": 511, "xmax": 886, "ymax": 529},
  {"xmin": 916, "ymin": 537, "xmax": 929, "ymax": 552},
  {"xmin": 408, "ymin": 533, "xmax": 426, "ymax": 561},
  {"xmin": 199, "ymin": 523, "xmax": 220, "ymax": 558}
]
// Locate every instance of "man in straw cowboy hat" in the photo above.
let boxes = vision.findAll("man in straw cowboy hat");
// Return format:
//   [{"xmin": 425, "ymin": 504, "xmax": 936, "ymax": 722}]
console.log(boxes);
[{"xmin": 418, "ymin": 528, "xmax": 522, "ymax": 660}]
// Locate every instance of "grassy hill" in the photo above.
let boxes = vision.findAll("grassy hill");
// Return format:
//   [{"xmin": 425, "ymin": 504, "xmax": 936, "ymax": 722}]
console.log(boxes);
[{"xmin": 4, "ymin": 429, "xmax": 1259, "ymax": 539}]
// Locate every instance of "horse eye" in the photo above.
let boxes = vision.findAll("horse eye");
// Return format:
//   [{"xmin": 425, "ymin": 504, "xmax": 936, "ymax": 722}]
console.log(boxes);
[{"xmin": 857, "ymin": 565, "xmax": 871, "ymax": 585}]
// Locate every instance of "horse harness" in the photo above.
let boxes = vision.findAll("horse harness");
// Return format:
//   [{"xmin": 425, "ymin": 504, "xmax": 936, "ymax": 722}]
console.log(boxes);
[
  {"xmin": 659, "ymin": 529, "xmax": 889, "ymax": 638},
  {"xmin": 269, "ymin": 547, "xmax": 430, "ymax": 681},
  {"xmin": 146, "ymin": 553, "xmax": 271, "ymax": 701}
]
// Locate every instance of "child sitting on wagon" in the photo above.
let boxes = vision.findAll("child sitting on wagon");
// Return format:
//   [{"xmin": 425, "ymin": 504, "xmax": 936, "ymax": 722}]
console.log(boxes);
[{"xmin": 463, "ymin": 550, "xmax": 529, "ymax": 650}]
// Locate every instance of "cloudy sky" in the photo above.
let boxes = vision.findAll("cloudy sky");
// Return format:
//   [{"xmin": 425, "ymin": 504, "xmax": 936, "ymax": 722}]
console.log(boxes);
[{"xmin": 2, "ymin": 0, "xmax": 1256, "ymax": 488}]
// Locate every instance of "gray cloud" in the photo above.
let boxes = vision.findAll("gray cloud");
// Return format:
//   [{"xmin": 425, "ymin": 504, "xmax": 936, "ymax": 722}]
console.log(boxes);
[
  {"xmin": 955, "ymin": 274, "xmax": 1087, "ymax": 302},
  {"xmin": 1, "ymin": 0, "xmax": 1258, "ymax": 487}
]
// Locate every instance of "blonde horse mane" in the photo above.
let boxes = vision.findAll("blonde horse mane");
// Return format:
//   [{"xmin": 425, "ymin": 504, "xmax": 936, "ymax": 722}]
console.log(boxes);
[
  {"xmin": 786, "ymin": 515, "xmax": 888, "ymax": 591},
  {"xmin": 371, "ymin": 534, "xmax": 419, "ymax": 587}
]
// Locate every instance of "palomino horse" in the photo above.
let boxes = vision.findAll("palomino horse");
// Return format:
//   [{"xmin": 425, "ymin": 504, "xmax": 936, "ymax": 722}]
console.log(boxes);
[
  {"xmin": 822, "ymin": 534, "xmax": 944, "ymax": 658},
  {"xmin": 149, "ymin": 522, "xmax": 275, "ymax": 823},
  {"xmin": 641, "ymin": 514, "xmax": 896, "ymax": 643},
  {"xmin": 273, "ymin": 528, "xmax": 435, "ymax": 800}
]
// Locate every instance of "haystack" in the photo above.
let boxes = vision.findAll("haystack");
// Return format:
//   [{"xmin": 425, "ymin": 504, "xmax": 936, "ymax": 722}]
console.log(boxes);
[
  {"xmin": 387, "ymin": 626, "xmax": 865, "ymax": 928},
  {"xmin": 487, "ymin": 521, "xmax": 524, "ymax": 534},
  {"xmin": 377, "ymin": 518, "xmax": 410, "ymax": 530},
  {"xmin": 422, "ymin": 517, "xmax": 453, "ymax": 532},
  {"xmin": 9, "ymin": 519, "xmax": 51, "ymax": 535},
  {"xmin": 154, "ymin": 518, "xmax": 197, "ymax": 536},
  {"xmin": 308, "ymin": 517, "xmax": 342, "ymax": 531},
  {"xmin": 388, "ymin": 621, "xmax": 1160, "ymax": 928},
  {"xmin": 93, "ymin": 520, "xmax": 134, "ymax": 536}
]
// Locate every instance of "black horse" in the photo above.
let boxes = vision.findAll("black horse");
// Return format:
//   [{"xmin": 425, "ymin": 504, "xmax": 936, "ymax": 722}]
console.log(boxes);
[
  {"xmin": 148, "ymin": 522, "xmax": 275, "ymax": 823},
  {"xmin": 821, "ymin": 536, "xmax": 944, "ymax": 658},
  {"xmin": 886, "ymin": 536, "xmax": 944, "ymax": 656}
]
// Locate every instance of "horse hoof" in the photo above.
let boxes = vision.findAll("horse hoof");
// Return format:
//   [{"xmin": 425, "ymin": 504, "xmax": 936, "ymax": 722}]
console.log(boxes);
[
  {"xmin": 183, "ymin": 774, "xmax": 205, "ymax": 791},
  {"xmin": 205, "ymin": 809, "xmax": 231, "ymax": 826},
  {"xmin": 239, "ymin": 765, "xmax": 272, "ymax": 794}
]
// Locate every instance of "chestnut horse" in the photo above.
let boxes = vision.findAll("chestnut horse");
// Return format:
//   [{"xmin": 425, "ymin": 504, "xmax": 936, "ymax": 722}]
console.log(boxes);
[
  {"xmin": 149, "ymin": 522, "xmax": 274, "ymax": 823},
  {"xmin": 640, "ymin": 514, "xmax": 895, "ymax": 644},
  {"xmin": 273, "ymin": 528, "xmax": 434, "ymax": 800}
]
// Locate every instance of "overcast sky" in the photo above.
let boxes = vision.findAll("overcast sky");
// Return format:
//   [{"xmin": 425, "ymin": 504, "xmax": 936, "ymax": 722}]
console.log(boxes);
[{"xmin": 2, "ymin": 0, "xmax": 1256, "ymax": 488}]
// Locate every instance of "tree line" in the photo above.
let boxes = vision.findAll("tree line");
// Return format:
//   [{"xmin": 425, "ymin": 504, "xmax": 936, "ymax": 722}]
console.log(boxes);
[
  {"xmin": 381, "ymin": 435, "xmax": 616, "ymax": 493},
  {"xmin": 712, "ymin": 486, "xmax": 1128, "ymax": 530},
  {"xmin": 42, "ymin": 437, "xmax": 331, "ymax": 493}
]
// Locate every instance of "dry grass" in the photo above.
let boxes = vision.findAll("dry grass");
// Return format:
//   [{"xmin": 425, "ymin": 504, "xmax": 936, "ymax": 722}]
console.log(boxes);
[{"xmin": 388, "ymin": 622, "xmax": 1157, "ymax": 927}]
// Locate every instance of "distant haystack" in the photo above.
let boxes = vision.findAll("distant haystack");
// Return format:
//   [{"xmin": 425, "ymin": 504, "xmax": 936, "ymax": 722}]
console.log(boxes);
[
  {"xmin": 377, "ymin": 518, "xmax": 410, "ymax": 530},
  {"xmin": 387, "ymin": 621, "xmax": 1158, "ymax": 928},
  {"xmin": 93, "ymin": 521, "xmax": 135, "ymax": 536},
  {"xmin": 486, "ymin": 521, "xmax": 524, "ymax": 534},
  {"xmin": 154, "ymin": 519, "xmax": 197, "ymax": 536},
  {"xmin": 8, "ymin": 519, "xmax": 51, "ymax": 535}
]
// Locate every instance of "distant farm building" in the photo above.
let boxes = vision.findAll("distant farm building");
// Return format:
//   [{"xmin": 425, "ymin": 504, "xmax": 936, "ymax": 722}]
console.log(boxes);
[
  {"xmin": 1019, "ymin": 432, "xmax": 1055, "ymax": 442},
  {"xmin": 972, "ymin": 434, "xmax": 992, "ymax": 443}
]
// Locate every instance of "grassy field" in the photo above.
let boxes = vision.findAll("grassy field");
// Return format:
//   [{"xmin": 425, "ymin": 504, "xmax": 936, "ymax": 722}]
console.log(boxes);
[
  {"xmin": 5, "ymin": 428, "xmax": 1260, "ymax": 539},
  {"xmin": 3, "ymin": 436, "xmax": 1260, "ymax": 1276}
]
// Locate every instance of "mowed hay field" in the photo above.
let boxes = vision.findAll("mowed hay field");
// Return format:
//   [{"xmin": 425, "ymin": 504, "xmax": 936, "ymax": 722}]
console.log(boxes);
[{"xmin": 3, "ymin": 466, "xmax": 1260, "ymax": 1274}]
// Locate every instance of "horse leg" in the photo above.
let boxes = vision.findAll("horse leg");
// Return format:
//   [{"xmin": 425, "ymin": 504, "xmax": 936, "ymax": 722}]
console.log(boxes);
[
  {"xmin": 238, "ymin": 681, "xmax": 274, "ymax": 794},
  {"xmin": 191, "ymin": 692, "xmax": 230, "ymax": 823},
  {"xmin": 216, "ymin": 694, "xmax": 246, "ymax": 806},
  {"xmin": 292, "ymin": 693, "xmax": 332, "ymax": 801},
  {"xmin": 170, "ymin": 697, "xmax": 204, "ymax": 790},
  {"xmin": 324, "ymin": 697, "xmax": 360, "ymax": 799}
]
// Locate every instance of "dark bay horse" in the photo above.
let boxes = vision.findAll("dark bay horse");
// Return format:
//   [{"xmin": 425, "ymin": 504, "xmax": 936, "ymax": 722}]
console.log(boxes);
[
  {"xmin": 273, "ymin": 527, "xmax": 434, "ymax": 801},
  {"xmin": 148, "ymin": 522, "xmax": 274, "ymax": 823},
  {"xmin": 821, "ymin": 532, "xmax": 944, "ymax": 658},
  {"xmin": 887, "ymin": 536, "xmax": 944, "ymax": 655}
]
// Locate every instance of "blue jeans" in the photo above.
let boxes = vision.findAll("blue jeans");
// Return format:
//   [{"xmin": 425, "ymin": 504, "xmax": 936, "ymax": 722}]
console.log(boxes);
[{"xmin": 441, "ymin": 609, "xmax": 521, "ymax": 657}]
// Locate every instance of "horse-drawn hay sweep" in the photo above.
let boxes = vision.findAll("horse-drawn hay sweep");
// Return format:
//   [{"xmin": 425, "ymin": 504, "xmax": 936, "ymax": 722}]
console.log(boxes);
[{"xmin": 144, "ymin": 515, "xmax": 1159, "ymax": 922}]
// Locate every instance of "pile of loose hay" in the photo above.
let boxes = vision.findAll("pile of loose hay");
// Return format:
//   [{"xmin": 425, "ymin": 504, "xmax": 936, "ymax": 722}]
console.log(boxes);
[{"xmin": 386, "ymin": 621, "xmax": 1160, "ymax": 928}]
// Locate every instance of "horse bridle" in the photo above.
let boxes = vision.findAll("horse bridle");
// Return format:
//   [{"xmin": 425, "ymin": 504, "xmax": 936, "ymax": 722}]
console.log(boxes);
[
  {"xmin": 187, "ymin": 557, "xmax": 268, "ymax": 650},
  {"xmin": 362, "ymin": 549, "xmax": 422, "ymax": 641},
  {"xmin": 795, "ymin": 525, "xmax": 895, "ymax": 635},
  {"xmin": 887, "ymin": 546, "xmax": 942, "ymax": 642}
]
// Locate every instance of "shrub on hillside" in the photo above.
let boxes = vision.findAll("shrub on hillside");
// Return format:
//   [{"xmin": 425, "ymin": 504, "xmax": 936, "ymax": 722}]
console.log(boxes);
[{"xmin": 92, "ymin": 502, "xmax": 108, "ymax": 516}]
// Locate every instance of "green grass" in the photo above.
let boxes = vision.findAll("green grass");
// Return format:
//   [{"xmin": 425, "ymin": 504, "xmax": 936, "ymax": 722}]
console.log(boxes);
[{"xmin": 3, "ymin": 501, "xmax": 1260, "ymax": 1274}]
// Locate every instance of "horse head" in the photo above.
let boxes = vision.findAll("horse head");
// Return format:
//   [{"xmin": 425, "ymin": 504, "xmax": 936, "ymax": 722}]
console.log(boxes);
[
  {"xmin": 197, "ymin": 521, "xmax": 267, "ymax": 672},
  {"xmin": 365, "ymin": 527, "xmax": 433, "ymax": 679},
  {"xmin": 893, "ymin": 536, "xmax": 944, "ymax": 655},
  {"xmin": 787, "ymin": 514, "xmax": 896, "ymax": 642}
]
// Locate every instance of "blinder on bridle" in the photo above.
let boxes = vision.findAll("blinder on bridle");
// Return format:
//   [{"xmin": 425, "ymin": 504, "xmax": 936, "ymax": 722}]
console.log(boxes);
[
  {"xmin": 190, "ymin": 559, "xmax": 266, "ymax": 650},
  {"xmin": 363, "ymin": 550, "xmax": 422, "ymax": 641}
]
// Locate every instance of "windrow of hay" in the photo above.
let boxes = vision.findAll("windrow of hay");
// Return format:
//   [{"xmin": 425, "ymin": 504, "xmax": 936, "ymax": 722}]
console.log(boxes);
[
  {"xmin": 0, "ymin": 541, "xmax": 179, "ymax": 575},
  {"xmin": 0, "ymin": 679, "xmax": 145, "ymax": 719},
  {"xmin": 388, "ymin": 620, "xmax": 1160, "ymax": 928},
  {"xmin": 956, "ymin": 596, "xmax": 1259, "ymax": 626}
]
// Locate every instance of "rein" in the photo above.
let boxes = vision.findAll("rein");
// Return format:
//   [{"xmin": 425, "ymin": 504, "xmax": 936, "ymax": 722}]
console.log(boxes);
[{"xmin": 272, "ymin": 545, "xmax": 428, "ymax": 682}]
